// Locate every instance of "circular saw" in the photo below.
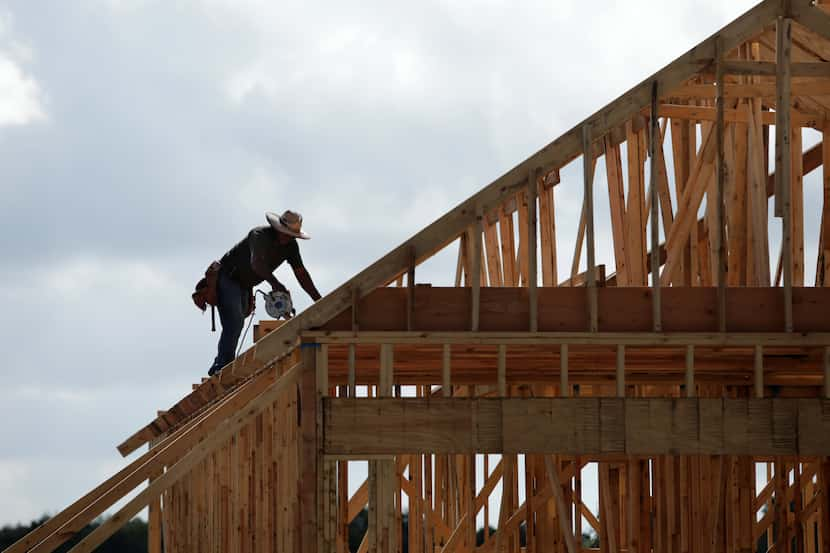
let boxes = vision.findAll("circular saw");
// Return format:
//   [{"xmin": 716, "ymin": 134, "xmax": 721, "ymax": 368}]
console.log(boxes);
[{"xmin": 263, "ymin": 290, "xmax": 294, "ymax": 319}]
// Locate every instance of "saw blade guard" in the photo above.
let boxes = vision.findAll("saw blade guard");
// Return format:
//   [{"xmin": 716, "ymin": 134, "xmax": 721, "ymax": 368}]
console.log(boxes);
[{"xmin": 263, "ymin": 290, "xmax": 293, "ymax": 319}]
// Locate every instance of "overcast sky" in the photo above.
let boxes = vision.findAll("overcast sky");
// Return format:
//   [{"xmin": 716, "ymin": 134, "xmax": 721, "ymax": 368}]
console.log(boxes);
[{"xmin": 0, "ymin": 0, "xmax": 791, "ymax": 527}]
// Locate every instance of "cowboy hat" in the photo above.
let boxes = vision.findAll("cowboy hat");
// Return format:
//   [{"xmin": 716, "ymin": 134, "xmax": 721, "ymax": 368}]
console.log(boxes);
[{"xmin": 266, "ymin": 210, "xmax": 310, "ymax": 239}]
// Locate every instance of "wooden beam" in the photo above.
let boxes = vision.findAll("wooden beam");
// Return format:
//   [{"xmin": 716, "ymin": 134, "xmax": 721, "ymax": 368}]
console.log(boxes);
[
  {"xmin": 721, "ymin": 59, "xmax": 830, "ymax": 76},
  {"xmin": 308, "ymin": 329, "xmax": 830, "ymax": 348},
  {"xmin": 318, "ymin": 286, "xmax": 830, "ymax": 334},
  {"xmin": 584, "ymin": 125, "xmax": 598, "ymax": 332},
  {"xmin": 649, "ymin": 86, "xmax": 662, "ymax": 332},
  {"xmin": 685, "ymin": 345, "xmax": 695, "ymax": 397},
  {"xmin": 528, "ymin": 170, "xmax": 539, "ymax": 332},
  {"xmin": 324, "ymin": 397, "xmax": 830, "ymax": 456},
  {"xmin": 716, "ymin": 46, "xmax": 727, "ymax": 332},
  {"xmin": 471, "ymin": 209, "xmax": 483, "ymax": 332},
  {"xmin": 657, "ymin": 102, "xmax": 825, "ymax": 129},
  {"xmin": 777, "ymin": 16, "xmax": 794, "ymax": 331}
]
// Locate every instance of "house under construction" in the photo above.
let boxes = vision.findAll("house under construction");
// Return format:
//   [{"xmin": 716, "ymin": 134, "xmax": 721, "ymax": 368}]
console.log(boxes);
[{"xmin": 9, "ymin": 0, "xmax": 830, "ymax": 552}]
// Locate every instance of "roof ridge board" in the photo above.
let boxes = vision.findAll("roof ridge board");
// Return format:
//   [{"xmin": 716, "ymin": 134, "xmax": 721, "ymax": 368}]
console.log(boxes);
[{"xmin": 116, "ymin": 0, "xmax": 780, "ymax": 456}]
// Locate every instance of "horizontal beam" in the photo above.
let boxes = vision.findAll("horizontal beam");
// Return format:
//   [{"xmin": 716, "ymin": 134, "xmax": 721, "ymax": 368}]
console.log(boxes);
[
  {"xmin": 720, "ymin": 60, "xmax": 830, "ymax": 77},
  {"xmin": 666, "ymin": 80, "xmax": 830, "ymax": 98},
  {"xmin": 304, "ymin": 330, "xmax": 830, "ymax": 347},
  {"xmin": 318, "ymin": 286, "xmax": 830, "ymax": 333},
  {"xmin": 658, "ymin": 103, "xmax": 825, "ymax": 129},
  {"xmin": 324, "ymin": 397, "xmax": 830, "ymax": 456}
]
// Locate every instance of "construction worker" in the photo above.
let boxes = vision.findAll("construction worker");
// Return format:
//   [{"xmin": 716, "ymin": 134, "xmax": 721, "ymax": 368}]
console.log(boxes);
[{"xmin": 207, "ymin": 210, "xmax": 322, "ymax": 376}]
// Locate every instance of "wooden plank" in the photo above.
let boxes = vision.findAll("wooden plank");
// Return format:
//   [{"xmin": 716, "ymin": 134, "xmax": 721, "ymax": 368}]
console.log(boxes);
[
  {"xmin": 716, "ymin": 47, "xmax": 727, "ymax": 331},
  {"xmin": 777, "ymin": 17, "xmax": 794, "ymax": 331},
  {"xmin": 616, "ymin": 345, "xmax": 626, "ymax": 397},
  {"xmin": 317, "ymin": 286, "xmax": 830, "ymax": 334},
  {"xmin": 584, "ymin": 125, "xmax": 598, "ymax": 331},
  {"xmin": 484, "ymin": 212, "xmax": 504, "ymax": 287},
  {"xmin": 649, "ymin": 86, "xmax": 662, "ymax": 331},
  {"xmin": 626, "ymin": 119, "xmax": 647, "ymax": 286},
  {"xmin": 685, "ymin": 345, "xmax": 695, "ymax": 398},
  {"xmin": 528, "ymin": 171, "xmax": 539, "ymax": 332},
  {"xmin": 658, "ymin": 103, "xmax": 824, "ymax": 128},
  {"xmin": 497, "ymin": 345, "xmax": 507, "ymax": 397},
  {"xmin": 605, "ymin": 136, "xmax": 629, "ymax": 285},
  {"xmin": 472, "ymin": 210, "xmax": 483, "ymax": 332},
  {"xmin": 323, "ymin": 397, "xmax": 827, "ymax": 456},
  {"xmin": 792, "ymin": 125, "xmax": 805, "ymax": 287}
]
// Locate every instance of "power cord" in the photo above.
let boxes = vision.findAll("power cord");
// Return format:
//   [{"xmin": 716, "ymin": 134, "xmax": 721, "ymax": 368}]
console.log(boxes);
[{"xmin": 236, "ymin": 289, "xmax": 267, "ymax": 357}]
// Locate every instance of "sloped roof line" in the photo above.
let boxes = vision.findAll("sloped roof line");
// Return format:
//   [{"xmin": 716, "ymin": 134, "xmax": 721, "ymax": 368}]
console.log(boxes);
[{"xmin": 118, "ymin": 0, "xmax": 790, "ymax": 457}]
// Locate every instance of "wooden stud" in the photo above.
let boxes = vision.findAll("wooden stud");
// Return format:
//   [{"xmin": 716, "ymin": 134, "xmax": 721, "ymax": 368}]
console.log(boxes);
[
  {"xmin": 616, "ymin": 345, "xmax": 625, "ymax": 398},
  {"xmin": 497, "ymin": 345, "xmax": 507, "ymax": 397},
  {"xmin": 754, "ymin": 345, "xmax": 764, "ymax": 399},
  {"xmin": 776, "ymin": 16, "xmax": 794, "ymax": 331},
  {"xmin": 443, "ymin": 344, "xmax": 452, "ymax": 398},
  {"xmin": 650, "ymin": 82, "xmax": 662, "ymax": 331},
  {"xmin": 347, "ymin": 345, "xmax": 356, "ymax": 398},
  {"xmin": 685, "ymin": 345, "xmax": 695, "ymax": 398},
  {"xmin": 472, "ymin": 208, "xmax": 483, "ymax": 332},
  {"xmin": 584, "ymin": 124, "xmax": 598, "ymax": 332},
  {"xmin": 716, "ymin": 42, "xmax": 727, "ymax": 332},
  {"xmin": 528, "ymin": 170, "xmax": 539, "ymax": 332},
  {"xmin": 824, "ymin": 346, "xmax": 830, "ymax": 399},
  {"xmin": 560, "ymin": 343, "xmax": 569, "ymax": 398}
]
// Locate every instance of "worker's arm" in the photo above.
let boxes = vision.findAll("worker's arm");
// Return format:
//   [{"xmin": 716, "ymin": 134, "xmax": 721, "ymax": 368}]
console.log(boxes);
[{"xmin": 294, "ymin": 266, "xmax": 322, "ymax": 301}]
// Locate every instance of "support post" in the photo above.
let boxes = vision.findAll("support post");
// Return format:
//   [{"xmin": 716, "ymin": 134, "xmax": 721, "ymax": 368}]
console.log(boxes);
[
  {"xmin": 300, "ymin": 342, "xmax": 320, "ymax": 553},
  {"xmin": 528, "ymin": 169, "xmax": 539, "ymax": 332},
  {"xmin": 471, "ymin": 207, "xmax": 483, "ymax": 332},
  {"xmin": 685, "ymin": 345, "xmax": 695, "ymax": 398},
  {"xmin": 584, "ymin": 124, "xmax": 598, "ymax": 332},
  {"xmin": 824, "ymin": 346, "xmax": 830, "ymax": 399},
  {"xmin": 754, "ymin": 345, "xmax": 764, "ymax": 398},
  {"xmin": 776, "ymin": 16, "xmax": 794, "ymax": 331},
  {"xmin": 649, "ymin": 80, "xmax": 662, "ymax": 332},
  {"xmin": 560, "ymin": 343, "xmax": 569, "ymax": 397},
  {"xmin": 616, "ymin": 345, "xmax": 625, "ymax": 397},
  {"xmin": 716, "ymin": 42, "xmax": 727, "ymax": 332},
  {"xmin": 443, "ymin": 344, "xmax": 451, "ymax": 398},
  {"xmin": 147, "ymin": 442, "xmax": 162, "ymax": 553},
  {"xmin": 497, "ymin": 345, "xmax": 507, "ymax": 397}
]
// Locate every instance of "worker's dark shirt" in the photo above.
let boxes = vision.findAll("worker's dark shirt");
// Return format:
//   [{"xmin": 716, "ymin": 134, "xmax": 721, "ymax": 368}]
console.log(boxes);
[{"xmin": 220, "ymin": 226, "xmax": 303, "ymax": 288}]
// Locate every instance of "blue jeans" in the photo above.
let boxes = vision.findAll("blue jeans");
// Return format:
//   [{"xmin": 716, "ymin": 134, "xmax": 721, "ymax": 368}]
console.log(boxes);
[{"xmin": 208, "ymin": 271, "xmax": 251, "ymax": 376}]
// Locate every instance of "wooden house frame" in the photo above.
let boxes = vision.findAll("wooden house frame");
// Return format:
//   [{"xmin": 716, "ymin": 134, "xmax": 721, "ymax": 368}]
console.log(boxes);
[{"xmin": 10, "ymin": 0, "xmax": 830, "ymax": 551}]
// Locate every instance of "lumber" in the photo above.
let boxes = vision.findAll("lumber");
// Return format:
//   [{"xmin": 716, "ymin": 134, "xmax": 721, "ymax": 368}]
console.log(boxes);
[{"xmin": 324, "ymin": 397, "xmax": 830, "ymax": 456}]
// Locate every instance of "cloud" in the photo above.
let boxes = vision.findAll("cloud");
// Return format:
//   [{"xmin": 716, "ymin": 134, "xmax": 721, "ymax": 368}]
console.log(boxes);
[{"xmin": 0, "ymin": 9, "xmax": 45, "ymax": 127}]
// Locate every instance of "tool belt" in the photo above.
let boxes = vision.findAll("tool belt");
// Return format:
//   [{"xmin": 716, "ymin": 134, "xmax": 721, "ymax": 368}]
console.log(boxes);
[
  {"xmin": 192, "ymin": 261, "xmax": 222, "ymax": 330},
  {"xmin": 192, "ymin": 261, "xmax": 255, "ymax": 331}
]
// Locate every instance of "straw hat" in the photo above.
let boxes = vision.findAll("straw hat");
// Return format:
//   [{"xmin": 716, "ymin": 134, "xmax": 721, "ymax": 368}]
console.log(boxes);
[{"xmin": 266, "ymin": 210, "xmax": 310, "ymax": 240}]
